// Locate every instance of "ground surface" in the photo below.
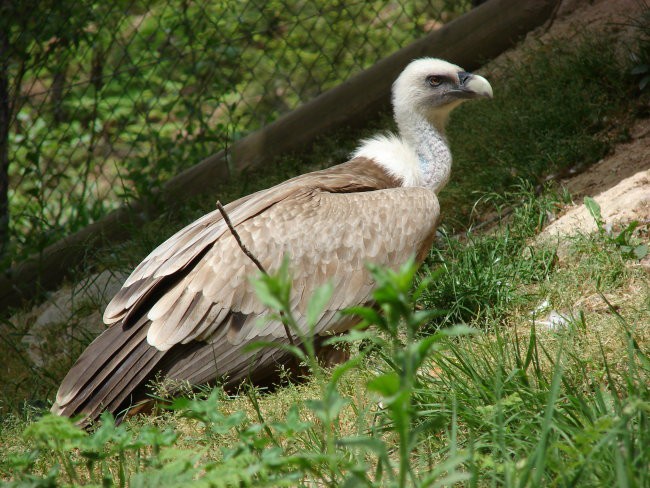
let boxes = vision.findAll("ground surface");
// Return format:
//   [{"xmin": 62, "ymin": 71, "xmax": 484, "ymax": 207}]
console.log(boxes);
[{"xmin": 541, "ymin": 117, "xmax": 650, "ymax": 238}]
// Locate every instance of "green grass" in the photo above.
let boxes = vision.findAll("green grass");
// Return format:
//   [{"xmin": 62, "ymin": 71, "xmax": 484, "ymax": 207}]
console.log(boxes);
[
  {"xmin": 2, "ymin": 12, "xmax": 650, "ymax": 487},
  {"xmin": 1, "ymin": 225, "xmax": 648, "ymax": 486},
  {"xmin": 443, "ymin": 34, "xmax": 642, "ymax": 227},
  {"xmin": 415, "ymin": 309, "xmax": 649, "ymax": 486},
  {"xmin": 419, "ymin": 181, "xmax": 562, "ymax": 326}
]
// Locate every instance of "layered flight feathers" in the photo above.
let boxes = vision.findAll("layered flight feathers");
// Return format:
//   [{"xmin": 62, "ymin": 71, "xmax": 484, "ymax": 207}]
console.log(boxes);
[
  {"xmin": 103, "ymin": 159, "xmax": 404, "ymax": 326},
  {"xmin": 53, "ymin": 158, "xmax": 440, "ymax": 423},
  {"xmin": 144, "ymin": 182, "xmax": 440, "ymax": 351}
]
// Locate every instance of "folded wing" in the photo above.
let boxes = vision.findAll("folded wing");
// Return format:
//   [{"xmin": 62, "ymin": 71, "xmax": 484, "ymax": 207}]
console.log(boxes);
[{"xmin": 53, "ymin": 161, "xmax": 440, "ymax": 424}]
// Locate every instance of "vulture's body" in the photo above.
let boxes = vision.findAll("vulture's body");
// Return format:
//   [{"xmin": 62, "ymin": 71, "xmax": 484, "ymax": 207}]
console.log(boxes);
[{"xmin": 52, "ymin": 58, "xmax": 492, "ymax": 424}]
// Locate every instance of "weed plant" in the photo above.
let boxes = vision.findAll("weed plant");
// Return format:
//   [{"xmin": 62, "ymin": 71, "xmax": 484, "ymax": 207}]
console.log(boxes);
[
  {"xmin": 420, "ymin": 182, "xmax": 560, "ymax": 326},
  {"xmin": 584, "ymin": 196, "xmax": 649, "ymax": 261},
  {"xmin": 2, "ymin": 245, "xmax": 648, "ymax": 486}
]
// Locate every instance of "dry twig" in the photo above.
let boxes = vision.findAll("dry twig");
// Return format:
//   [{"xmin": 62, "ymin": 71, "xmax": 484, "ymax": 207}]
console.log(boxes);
[{"xmin": 216, "ymin": 201, "xmax": 297, "ymax": 348}]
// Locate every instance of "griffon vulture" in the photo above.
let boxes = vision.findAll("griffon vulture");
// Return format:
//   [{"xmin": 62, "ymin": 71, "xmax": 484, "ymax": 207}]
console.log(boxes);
[{"xmin": 52, "ymin": 58, "xmax": 492, "ymax": 424}]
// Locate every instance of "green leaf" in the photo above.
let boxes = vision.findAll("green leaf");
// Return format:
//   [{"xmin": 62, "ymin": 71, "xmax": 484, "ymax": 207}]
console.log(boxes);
[
  {"xmin": 271, "ymin": 405, "xmax": 312, "ymax": 437},
  {"xmin": 337, "ymin": 436, "xmax": 390, "ymax": 463},
  {"xmin": 340, "ymin": 306, "xmax": 384, "ymax": 326},
  {"xmin": 323, "ymin": 329, "xmax": 377, "ymax": 344},
  {"xmin": 439, "ymin": 324, "xmax": 477, "ymax": 337},
  {"xmin": 130, "ymin": 449, "xmax": 199, "ymax": 487},
  {"xmin": 79, "ymin": 412, "xmax": 129, "ymax": 458},
  {"xmin": 411, "ymin": 334, "xmax": 445, "ymax": 369},
  {"xmin": 249, "ymin": 256, "xmax": 293, "ymax": 311},
  {"xmin": 306, "ymin": 282, "xmax": 333, "ymax": 328},
  {"xmin": 630, "ymin": 64, "xmax": 649, "ymax": 75},
  {"xmin": 23, "ymin": 414, "xmax": 86, "ymax": 449},
  {"xmin": 329, "ymin": 354, "xmax": 363, "ymax": 388},
  {"xmin": 411, "ymin": 308, "xmax": 448, "ymax": 325},
  {"xmin": 633, "ymin": 244, "xmax": 648, "ymax": 260},
  {"xmin": 367, "ymin": 372, "xmax": 400, "ymax": 397},
  {"xmin": 245, "ymin": 340, "xmax": 307, "ymax": 362},
  {"xmin": 305, "ymin": 391, "xmax": 349, "ymax": 423},
  {"xmin": 251, "ymin": 274, "xmax": 285, "ymax": 311},
  {"xmin": 613, "ymin": 221, "xmax": 638, "ymax": 245},
  {"xmin": 640, "ymin": 74, "xmax": 650, "ymax": 91},
  {"xmin": 584, "ymin": 196, "xmax": 603, "ymax": 228},
  {"xmin": 134, "ymin": 426, "xmax": 178, "ymax": 449}
]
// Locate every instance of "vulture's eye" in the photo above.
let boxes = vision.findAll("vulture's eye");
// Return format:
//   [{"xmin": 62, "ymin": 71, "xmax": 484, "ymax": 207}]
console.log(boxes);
[{"xmin": 426, "ymin": 75, "xmax": 442, "ymax": 87}]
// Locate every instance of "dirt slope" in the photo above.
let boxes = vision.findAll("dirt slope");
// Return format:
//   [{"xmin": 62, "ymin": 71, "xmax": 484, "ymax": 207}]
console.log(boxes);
[
  {"xmin": 541, "ymin": 117, "xmax": 650, "ymax": 239},
  {"xmin": 487, "ymin": 0, "xmax": 649, "ymax": 243}
]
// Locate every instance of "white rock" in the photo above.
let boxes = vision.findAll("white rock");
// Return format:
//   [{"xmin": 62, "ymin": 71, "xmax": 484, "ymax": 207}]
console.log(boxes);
[{"xmin": 537, "ymin": 310, "xmax": 571, "ymax": 331}]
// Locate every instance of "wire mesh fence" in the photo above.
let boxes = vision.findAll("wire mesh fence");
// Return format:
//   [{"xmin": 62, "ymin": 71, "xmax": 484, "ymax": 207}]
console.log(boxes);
[{"xmin": 1, "ymin": 0, "xmax": 470, "ymax": 267}]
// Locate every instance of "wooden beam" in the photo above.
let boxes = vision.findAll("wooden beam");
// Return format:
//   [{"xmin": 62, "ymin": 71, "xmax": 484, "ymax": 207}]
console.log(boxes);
[{"xmin": 0, "ymin": 0, "xmax": 559, "ymax": 312}]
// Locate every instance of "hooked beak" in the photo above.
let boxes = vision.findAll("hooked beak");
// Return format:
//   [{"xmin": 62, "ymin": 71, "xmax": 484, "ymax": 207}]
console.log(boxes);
[{"xmin": 454, "ymin": 71, "xmax": 493, "ymax": 99}]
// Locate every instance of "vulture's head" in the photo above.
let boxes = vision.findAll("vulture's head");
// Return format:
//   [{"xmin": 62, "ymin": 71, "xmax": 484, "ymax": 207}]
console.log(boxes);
[{"xmin": 392, "ymin": 58, "xmax": 493, "ymax": 132}]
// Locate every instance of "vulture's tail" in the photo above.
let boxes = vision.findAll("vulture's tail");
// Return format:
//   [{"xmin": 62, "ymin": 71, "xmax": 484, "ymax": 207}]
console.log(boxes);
[
  {"xmin": 51, "ymin": 314, "xmax": 293, "ymax": 426},
  {"xmin": 51, "ymin": 316, "xmax": 170, "ymax": 425}
]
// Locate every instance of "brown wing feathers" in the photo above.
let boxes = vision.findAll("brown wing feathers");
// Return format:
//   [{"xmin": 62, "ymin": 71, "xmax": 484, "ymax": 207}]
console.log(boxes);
[{"xmin": 51, "ymin": 158, "xmax": 439, "ymax": 425}]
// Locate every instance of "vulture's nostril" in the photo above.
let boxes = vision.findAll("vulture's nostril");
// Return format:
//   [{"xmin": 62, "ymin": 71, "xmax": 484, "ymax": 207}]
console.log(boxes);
[{"xmin": 458, "ymin": 71, "xmax": 471, "ymax": 85}]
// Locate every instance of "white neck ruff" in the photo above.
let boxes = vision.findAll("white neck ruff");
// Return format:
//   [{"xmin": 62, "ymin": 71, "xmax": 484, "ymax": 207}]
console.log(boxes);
[{"xmin": 352, "ymin": 111, "xmax": 452, "ymax": 192}]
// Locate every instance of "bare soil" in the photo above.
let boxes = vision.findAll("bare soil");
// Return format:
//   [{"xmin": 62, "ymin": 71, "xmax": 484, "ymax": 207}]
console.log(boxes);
[{"xmin": 487, "ymin": 0, "xmax": 644, "ymax": 71}]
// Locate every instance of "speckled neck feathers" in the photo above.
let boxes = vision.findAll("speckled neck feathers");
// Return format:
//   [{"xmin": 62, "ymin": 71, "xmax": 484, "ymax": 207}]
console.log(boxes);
[
  {"xmin": 352, "ymin": 57, "xmax": 493, "ymax": 193},
  {"xmin": 351, "ymin": 111, "xmax": 452, "ymax": 192},
  {"xmin": 399, "ymin": 111, "xmax": 452, "ymax": 192}
]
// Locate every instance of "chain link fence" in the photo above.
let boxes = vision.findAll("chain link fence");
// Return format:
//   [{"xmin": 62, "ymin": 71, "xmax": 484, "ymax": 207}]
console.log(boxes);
[{"xmin": 1, "ymin": 0, "xmax": 470, "ymax": 267}]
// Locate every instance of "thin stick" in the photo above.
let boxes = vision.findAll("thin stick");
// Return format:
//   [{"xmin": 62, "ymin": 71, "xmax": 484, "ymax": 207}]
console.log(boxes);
[
  {"xmin": 216, "ymin": 201, "xmax": 296, "ymax": 347},
  {"xmin": 217, "ymin": 201, "xmax": 266, "ymax": 274},
  {"xmin": 542, "ymin": 0, "xmax": 562, "ymax": 34}
]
